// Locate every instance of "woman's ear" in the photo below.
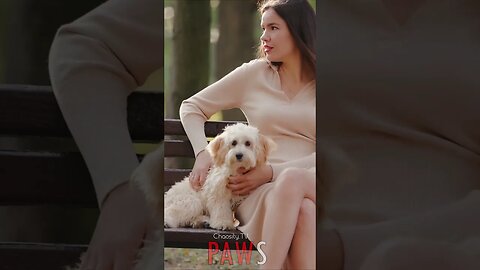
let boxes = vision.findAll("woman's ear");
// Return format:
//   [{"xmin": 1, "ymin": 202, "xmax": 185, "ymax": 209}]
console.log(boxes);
[{"xmin": 206, "ymin": 136, "xmax": 225, "ymax": 166}]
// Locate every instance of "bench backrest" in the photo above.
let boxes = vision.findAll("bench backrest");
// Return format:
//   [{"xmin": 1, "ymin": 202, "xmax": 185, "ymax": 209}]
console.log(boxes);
[
  {"xmin": 0, "ymin": 84, "xmax": 163, "ymax": 268},
  {"xmin": 0, "ymin": 84, "xmax": 164, "ymax": 207}
]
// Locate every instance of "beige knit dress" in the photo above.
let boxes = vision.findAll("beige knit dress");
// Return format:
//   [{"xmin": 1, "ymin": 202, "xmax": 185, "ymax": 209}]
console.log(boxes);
[{"xmin": 180, "ymin": 59, "xmax": 316, "ymax": 245}]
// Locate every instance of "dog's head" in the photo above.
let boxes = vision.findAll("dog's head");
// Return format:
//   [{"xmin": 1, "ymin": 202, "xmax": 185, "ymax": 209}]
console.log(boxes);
[{"xmin": 206, "ymin": 123, "xmax": 276, "ymax": 174}]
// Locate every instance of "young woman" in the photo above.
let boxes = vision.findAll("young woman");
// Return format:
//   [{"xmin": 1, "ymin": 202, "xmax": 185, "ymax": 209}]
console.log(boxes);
[{"xmin": 180, "ymin": 0, "xmax": 316, "ymax": 269}]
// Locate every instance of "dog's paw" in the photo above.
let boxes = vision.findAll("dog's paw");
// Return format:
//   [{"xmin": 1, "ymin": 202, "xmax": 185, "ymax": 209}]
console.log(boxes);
[
  {"xmin": 209, "ymin": 220, "xmax": 236, "ymax": 231},
  {"xmin": 191, "ymin": 215, "xmax": 210, "ymax": 228}
]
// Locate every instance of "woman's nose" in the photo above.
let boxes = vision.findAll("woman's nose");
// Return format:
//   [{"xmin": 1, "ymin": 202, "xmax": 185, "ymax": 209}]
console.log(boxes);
[{"xmin": 261, "ymin": 31, "xmax": 269, "ymax": 42}]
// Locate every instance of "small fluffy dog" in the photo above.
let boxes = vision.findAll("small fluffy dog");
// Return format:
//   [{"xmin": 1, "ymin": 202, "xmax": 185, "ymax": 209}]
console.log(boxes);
[{"xmin": 164, "ymin": 123, "xmax": 275, "ymax": 230}]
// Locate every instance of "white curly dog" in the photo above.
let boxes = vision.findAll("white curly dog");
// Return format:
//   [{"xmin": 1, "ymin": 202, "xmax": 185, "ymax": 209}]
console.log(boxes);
[{"xmin": 163, "ymin": 123, "xmax": 275, "ymax": 230}]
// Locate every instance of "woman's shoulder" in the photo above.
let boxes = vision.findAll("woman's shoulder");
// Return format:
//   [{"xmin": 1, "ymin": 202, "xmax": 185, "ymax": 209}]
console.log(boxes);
[{"xmin": 238, "ymin": 58, "xmax": 277, "ymax": 74}]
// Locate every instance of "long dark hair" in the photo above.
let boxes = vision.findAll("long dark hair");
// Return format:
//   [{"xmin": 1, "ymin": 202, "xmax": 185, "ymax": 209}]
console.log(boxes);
[{"xmin": 257, "ymin": 0, "xmax": 316, "ymax": 77}]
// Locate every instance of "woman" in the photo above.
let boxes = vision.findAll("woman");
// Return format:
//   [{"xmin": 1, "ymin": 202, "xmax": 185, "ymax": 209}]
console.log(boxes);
[{"xmin": 180, "ymin": 0, "xmax": 316, "ymax": 269}]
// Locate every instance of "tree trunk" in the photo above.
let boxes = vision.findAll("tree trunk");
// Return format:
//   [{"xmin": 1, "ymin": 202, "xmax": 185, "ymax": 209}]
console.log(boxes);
[
  {"xmin": 170, "ymin": 0, "xmax": 211, "ymax": 119},
  {"xmin": 168, "ymin": 0, "xmax": 210, "ymax": 169},
  {"xmin": 215, "ymin": 0, "xmax": 257, "ymax": 121}
]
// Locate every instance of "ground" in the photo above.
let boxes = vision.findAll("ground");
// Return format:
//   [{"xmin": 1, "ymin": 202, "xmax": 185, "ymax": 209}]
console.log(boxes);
[{"xmin": 165, "ymin": 248, "xmax": 262, "ymax": 270}]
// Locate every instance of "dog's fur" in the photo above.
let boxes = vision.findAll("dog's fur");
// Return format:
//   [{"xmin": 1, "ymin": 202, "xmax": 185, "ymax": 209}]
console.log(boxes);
[{"xmin": 164, "ymin": 123, "xmax": 275, "ymax": 230}]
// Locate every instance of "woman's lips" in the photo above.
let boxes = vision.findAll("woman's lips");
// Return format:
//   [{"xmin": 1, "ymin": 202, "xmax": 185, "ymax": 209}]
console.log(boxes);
[{"xmin": 264, "ymin": 45, "xmax": 273, "ymax": 53}]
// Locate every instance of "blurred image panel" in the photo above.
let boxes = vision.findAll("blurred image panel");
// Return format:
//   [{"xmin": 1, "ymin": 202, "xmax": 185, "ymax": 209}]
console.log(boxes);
[{"xmin": 317, "ymin": 1, "xmax": 480, "ymax": 269}]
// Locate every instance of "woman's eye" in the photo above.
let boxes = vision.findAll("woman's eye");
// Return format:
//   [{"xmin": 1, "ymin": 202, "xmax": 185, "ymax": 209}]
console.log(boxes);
[
  {"xmin": 271, "ymin": 26, "xmax": 278, "ymax": 30},
  {"xmin": 232, "ymin": 140, "xmax": 237, "ymax": 146},
  {"xmin": 245, "ymin": 141, "xmax": 251, "ymax": 147}
]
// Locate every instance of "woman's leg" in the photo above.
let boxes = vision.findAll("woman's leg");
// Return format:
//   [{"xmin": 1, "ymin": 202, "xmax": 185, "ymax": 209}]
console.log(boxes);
[
  {"xmin": 285, "ymin": 198, "xmax": 316, "ymax": 269},
  {"xmin": 260, "ymin": 168, "xmax": 315, "ymax": 270}
]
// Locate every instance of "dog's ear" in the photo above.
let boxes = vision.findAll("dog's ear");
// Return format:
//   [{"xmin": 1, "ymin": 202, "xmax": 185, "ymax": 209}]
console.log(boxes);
[
  {"xmin": 207, "ymin": 136, "xmax": 226, "ymax": 166},
  {"xmin": 256, "ymin": 134, "xmax": 277, "ymax": 165}
]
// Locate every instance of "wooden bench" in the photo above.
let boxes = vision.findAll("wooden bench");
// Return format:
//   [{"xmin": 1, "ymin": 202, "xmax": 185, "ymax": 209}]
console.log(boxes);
[
  {"xmin": 164, "ymin": 119, "xmax": 254, "ymax": 250},
  {"xmin": 0, "ymin": 84, "xmax": 163, "ymax": 269}
]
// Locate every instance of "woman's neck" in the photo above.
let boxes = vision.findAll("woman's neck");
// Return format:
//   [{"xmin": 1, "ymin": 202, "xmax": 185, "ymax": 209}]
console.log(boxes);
[{"xmin": 278, "ymin": 53, "xmax": 313, "ymax": 85}]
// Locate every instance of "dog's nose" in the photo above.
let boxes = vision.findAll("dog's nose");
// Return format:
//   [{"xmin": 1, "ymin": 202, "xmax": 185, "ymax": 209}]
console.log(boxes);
[{"xmin": 236, "ymin": 153, "xmax": 243, "ymax": 161}]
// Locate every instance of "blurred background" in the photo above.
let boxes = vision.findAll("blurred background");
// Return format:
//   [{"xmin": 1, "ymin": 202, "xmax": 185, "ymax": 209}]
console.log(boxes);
[
  {"xmin": 0, "ymin": 0, "xmax": 162, "ymax": 88},
  {"xmin": 0, "ymin": 0, "xmax": 161, "ymax": 247},
  {"xmin": 0, "ymin": 0, "xmax": 105, "ymax": 246}
]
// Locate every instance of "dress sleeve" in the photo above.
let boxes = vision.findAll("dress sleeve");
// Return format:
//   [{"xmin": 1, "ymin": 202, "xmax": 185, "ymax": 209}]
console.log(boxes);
[
  {"xmin": 49, "ymin": 0, "xmax": 162, "ymax": 207},
  {"xmin": 270, "ymin": 152, "xmax": 316, "ymax": 180},
  {"xmin": 179, "ymin": 62, "xmax": 251, "ymax": 157}
]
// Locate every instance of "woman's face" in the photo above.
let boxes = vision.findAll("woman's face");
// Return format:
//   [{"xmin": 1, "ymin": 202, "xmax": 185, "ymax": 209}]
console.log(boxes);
[{"xmin": 260, "ymin": 8, "xmax": 298, "ymax": 63}]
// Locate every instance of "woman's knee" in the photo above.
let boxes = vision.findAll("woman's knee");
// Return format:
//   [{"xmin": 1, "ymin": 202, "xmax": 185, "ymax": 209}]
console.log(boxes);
[
  {"xmin": 274, "ymin": 168, "xmax": 304, "ymax": 198},
  {"xmin": 274, "ymin": 168, "xmax": 314, "ymax": 199}
]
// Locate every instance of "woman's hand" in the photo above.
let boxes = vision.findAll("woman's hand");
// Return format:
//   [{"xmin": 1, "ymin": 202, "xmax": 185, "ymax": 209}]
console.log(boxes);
[
  {"xmin": 189, "ymin": 149, "xmax": 213, "ymax": 191},
  {"xmin": 79, "ymin": 182, "xmax": 156, "ymax": 270},
  {"xmin": 227, "ymin": 164, "xmax": 273, "ymax": 196}
]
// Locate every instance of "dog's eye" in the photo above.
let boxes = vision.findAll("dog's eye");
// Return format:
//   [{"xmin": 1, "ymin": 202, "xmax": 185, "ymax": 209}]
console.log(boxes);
[
  {"xmin": 245, "ymin": 141, "xmax": 251, "ymax": 147},
  {"xmin": 232, "ymin": 140, "xmax": 237, "ymax": 146}
]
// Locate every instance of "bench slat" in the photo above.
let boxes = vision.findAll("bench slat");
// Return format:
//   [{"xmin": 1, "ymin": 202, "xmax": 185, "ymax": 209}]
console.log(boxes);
[
  {"xmin": 165, "ymin": 139, "xmax": 194, "ymax": 157},
  {"xmin": 165, "ymin": 228, "xmax": 253, "ymax": 250},
  {"xmin": 0, "ymin": 150, "xmax": 97, "ymax": 206},
  {"xmin": 164, "ymin": 119, "xmax": 245, "ymax": 137},
  {"xmin": 0, "ymin": 242, "xmax": 86, "ymax": 269},
  {"xmin": 0, "ymin": 85, "xmax": 163, "ymax": 141},
  {"xmin": 164, "ymin": 168, "xmax": 190, "ymax": 186}
]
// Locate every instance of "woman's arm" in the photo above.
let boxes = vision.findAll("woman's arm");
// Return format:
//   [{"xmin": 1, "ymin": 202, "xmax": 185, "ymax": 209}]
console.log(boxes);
[
  {"xmin": 271, "ymin": 152, "xmax": 316, "ymax": 180},
  {"xmin": 227, "ymin": 153, "xmax": 316, "ymax": 196},
  {"xmin": 179, "ymin": 61, "xmax": 254, "ymax": 157},
  {"xmin": 49, "ymin": 0, "xmax": 162, "ymax": 206}
]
